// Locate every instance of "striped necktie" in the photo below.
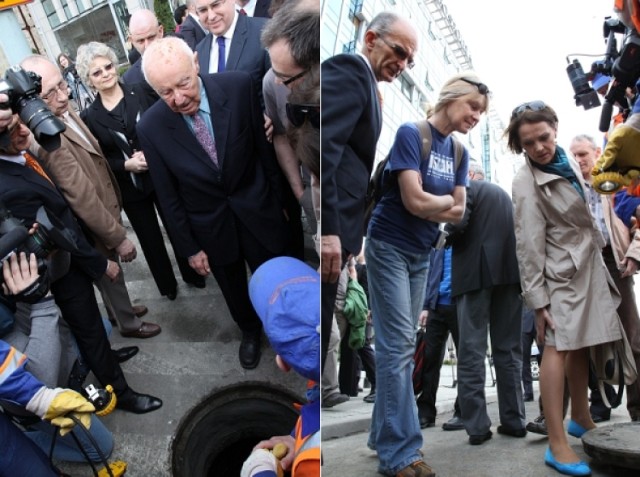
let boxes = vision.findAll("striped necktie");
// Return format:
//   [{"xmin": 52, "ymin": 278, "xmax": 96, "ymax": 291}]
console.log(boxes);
[{"xmin": 23, "ymin": 151, "xmax": 53, "ymax": 185}]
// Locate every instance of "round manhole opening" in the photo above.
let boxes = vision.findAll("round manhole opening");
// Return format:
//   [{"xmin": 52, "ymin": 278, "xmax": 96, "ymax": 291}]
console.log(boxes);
[{"xmin": 172, "ymin": 382, "xmax": 300, "ymax": 477}]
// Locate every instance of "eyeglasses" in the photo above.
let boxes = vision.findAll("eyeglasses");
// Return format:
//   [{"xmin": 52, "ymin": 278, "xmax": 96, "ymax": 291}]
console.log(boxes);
[
  {"xmin": 379, "ymin": 36, "xmax": 415, "ymax": 69},
  {"xmin": 282, "ymin": 69, "xmax": 308, "ymax": 87},
  {"xmin": 90, "ymin": 62, "xmax": 115, "ymax": 79},
  {"xmin": 510, "ymin": 100, "xmax": 547, "ymax": 120},
  {"xmin": 460, "ymin": 77, "xmax": 490, "ymax": 96},
  {"xmin": 286, "ymin": 102, "xmax": 319, "ymax": 129},
  {"xmin": 41, "ymin": 80, "xmax": 69, "ymax": 101}
]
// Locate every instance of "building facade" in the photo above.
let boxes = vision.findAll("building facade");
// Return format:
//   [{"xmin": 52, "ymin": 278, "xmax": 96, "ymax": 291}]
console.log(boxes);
[{"xmin": 321, "ymin": 0, "xmax": 514, "ymax": 187}]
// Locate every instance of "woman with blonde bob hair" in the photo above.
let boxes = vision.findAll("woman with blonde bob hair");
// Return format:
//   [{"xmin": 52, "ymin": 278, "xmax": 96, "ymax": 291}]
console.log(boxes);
[{"xmin": 365, "ymin": 72, "xmax": 489, "ymax": 477}]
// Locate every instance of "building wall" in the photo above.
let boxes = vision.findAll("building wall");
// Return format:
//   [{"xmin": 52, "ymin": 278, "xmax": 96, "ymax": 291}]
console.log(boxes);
[{"xmin": 321, "ymin": 0, "xmax": 512, "ymax": 187}]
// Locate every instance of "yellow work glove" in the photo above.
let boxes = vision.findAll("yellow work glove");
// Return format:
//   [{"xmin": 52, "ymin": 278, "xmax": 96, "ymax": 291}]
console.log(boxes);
[
  {"xmin": 26, "ymin": 387, "xmax": 95, "ymax": 436},
  {"xmin": 241, "ymin": 448, "xmax": 283, "ymax": 477}
]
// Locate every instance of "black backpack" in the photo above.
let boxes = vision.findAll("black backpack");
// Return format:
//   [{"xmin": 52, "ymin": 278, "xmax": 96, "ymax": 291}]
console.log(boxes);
[{"xmin": 363, "ymin": 120, "xmax": 464, "ymax": 234}]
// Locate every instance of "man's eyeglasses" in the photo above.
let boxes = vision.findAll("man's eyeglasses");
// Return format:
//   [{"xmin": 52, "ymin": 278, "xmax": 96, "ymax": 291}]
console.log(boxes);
[
  {"xmin": 510, "ymin": 101, "xmax": 547, "ymax": 120},
  {"xmin": 286, "ymin": 103, "xmax": 319, "ymax": 129},
  {"xmin": 41, "ymin": 80, "xmax": 69, "ymax": 101},
  {"xmin": 379, "ymin": 36, "xmax": 415, "ymax": 69},
  {"xmin": 90, "ymin": 62, "xmax": 115, "ymax": 79},
  {"xmin": 460, "ymin": 77, "xmax": 490, "ymax": 96},
  {"xmin": 282, "ymin": 69, "xmax": 308, "ymax": 87}
]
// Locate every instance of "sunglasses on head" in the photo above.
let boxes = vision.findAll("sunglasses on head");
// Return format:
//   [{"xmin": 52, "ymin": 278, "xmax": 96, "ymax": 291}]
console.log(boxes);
[
  {"xmin": 460, "ymin": 77, "xmax": 490, "ymax": 96},
  {"xmin": 286, "ymin": 103, "xmax": 319, "ymax": 129},
  {"xmin": 510, "ymin": 100, "xmax": 547, "ymax": 120}
]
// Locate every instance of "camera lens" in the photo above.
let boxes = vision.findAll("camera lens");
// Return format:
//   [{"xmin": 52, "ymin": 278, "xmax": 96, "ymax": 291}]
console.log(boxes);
[{"xmin": 16, "ymin": 96, "xmax": 65, "ymax": 152}]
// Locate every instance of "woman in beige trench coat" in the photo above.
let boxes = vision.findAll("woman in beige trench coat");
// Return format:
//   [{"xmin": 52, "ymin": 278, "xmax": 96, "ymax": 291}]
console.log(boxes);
[{"xmin": 507, "ymin": 102, "xmax": 622, "ymax": 477}]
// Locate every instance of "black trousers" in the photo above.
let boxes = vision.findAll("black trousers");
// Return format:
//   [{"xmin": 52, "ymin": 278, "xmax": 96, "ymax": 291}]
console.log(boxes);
[
  {"xmin": 51, "ymin": 263, "xmax": 128, "ymax": 395},
  {"xmin": 417, "ymin": 304, "xmax": 461, "ymax": 421}
]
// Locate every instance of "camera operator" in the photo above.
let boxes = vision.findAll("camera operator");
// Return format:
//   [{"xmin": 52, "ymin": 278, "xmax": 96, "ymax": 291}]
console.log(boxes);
[
  {"xmin": 1, "ymin": 251, "xmax": 114, "ymax": 464},
  {"xmin": 57, "ymin": 53, "xmax": 94, "ymax": 112},
  {"xmin": 0, "ymin": 111, "xmax": 162, "ymax": 414}
]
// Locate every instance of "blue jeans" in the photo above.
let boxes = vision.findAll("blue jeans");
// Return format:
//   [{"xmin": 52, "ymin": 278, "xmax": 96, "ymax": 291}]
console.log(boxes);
[
  {"xmin": 25, "ymin": 415, "xmax": 113, "ymax": 463},
  {"xmin": 365, "ymin": 237, "xmax": 430, "ymax": 475},
  {"xmin": 0, "ymin": 413, "xmax": 57, "ymax": 477}
]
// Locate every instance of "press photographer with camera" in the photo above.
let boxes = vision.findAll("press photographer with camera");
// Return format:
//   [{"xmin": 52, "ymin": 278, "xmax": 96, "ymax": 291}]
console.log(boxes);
[
  {"xmin": 0, "ymin": 107, "xmax": 162, "ymax": 414},
  {"xmin": 57, "ymin": 53, "xmax": 94, "ymax": 112}
]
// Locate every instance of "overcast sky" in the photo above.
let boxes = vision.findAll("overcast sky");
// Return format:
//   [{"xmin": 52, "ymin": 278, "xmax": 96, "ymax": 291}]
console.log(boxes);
[{"xmin": 445, "ymin": 0, "xmax": 618, "ymax": 147}]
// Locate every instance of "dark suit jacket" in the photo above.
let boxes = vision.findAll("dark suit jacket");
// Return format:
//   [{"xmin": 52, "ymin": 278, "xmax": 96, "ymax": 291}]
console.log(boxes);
[
  {"xmin": 136, "ymin": 71, "xmax": 286, "ymax": 265},
  {"xmin": 321, "ymin": 53, "xmax": 382, "ymax": 256},
  {"xmin": 81, "ymin": 83, "xmax": 154, "ymax": 203},
  {"xmin": 195, "ymin": 14, "xmax": 270, "ymax": 105},
  {"xmin": 181, "ymin": 14, "xmax": 207, "ymax": 51},
  {"xmin": 447, "ymin": 180, "xmax": 521, "ymax": 298},
  {"xmin": 0, "ymin": 159, "xmax": 106, "ymax": 280},
  {"xmin": 121, "ymin": 60, "xmax": 159, "ymax": 113},
  {"xmin": 253, "ymin": 0, "xmax": 271, "ymax": 17}
]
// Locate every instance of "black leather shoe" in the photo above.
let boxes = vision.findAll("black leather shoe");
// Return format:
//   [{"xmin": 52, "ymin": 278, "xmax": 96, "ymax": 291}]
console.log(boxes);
[
  {"xmin": 442, "ymin": 415, "xmax": 465, "ymax": 431},
  {"xmin": 591, "ymin": 413, "xmax": 610, "ymax": 423},
  {"xmin": 165, "ymin": 290, "xmax": 178, "ymax": 300},
  {"xmin": 363, "ymin": 391, "xmax": 375, "ymax": 403},
  {"xmin": 497, "ymin": 425, "xmax": 527, "ymax": 437},
  {"xmin": 469, "ymin": 430, "xmax": 492, "ymax": 445},
  {"xmin": 239, "ymin": 333, "xmax": 261, "ymax": 369},
  {"xmin": 419, "ymin": 417, "xmax": 435, "ymax": 429},
  {"xmin": 114, "ymin": 346, "xmax": 139, "ymax": 363},
  {"xmin": 117, "ymin": 390, "xmax": 163, "ymax": 414},
  {"xmin": 526, "ymin": 415, "xmax": 548, "ymax": 435}
]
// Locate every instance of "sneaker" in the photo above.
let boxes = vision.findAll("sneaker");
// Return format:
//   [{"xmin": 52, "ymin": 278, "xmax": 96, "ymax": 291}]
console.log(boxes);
[
  {"xmin": 395, "ymin": 460, "xmax": 436, "ymax": 477},
  {"xmin": 525, "ymin": 415, "xmax": 548, "ymax": 435},
  {"xmin": 321, "ymin": 393, "xmax": 350, "ymax": 408}
]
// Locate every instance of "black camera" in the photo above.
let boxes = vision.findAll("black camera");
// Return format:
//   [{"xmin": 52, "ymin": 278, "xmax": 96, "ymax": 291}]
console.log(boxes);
[
  {"xmin": 0, "ymin": 200, "xmax": 77, "ymax": 302},
  {"xmin": 0, "ymin": 66, "xmax": 66, "ymax": 152},
  {"xmin": 566, "ymin": 59, "xmax": 601, "ymax": 110}
]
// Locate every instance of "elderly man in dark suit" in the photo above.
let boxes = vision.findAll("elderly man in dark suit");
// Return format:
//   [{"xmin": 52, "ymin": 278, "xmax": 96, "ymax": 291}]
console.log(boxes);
[
  {"xmin": 320, "ymin": 11, "xmax": 417, "ymax": 369},
  {"xmin": 137, "ymin": 37, "xmax": 288, "ymax": 369},
  {"xmin": 181, "ymin": 0, "xmax": 208, "ymax": 50},
  {"xmin": 446, "ymin": 176, "xmax": 526, "ymax": 445},
  {"xmin": 0, "ymin": 113, "xmax": 162, "ymax": 414}
]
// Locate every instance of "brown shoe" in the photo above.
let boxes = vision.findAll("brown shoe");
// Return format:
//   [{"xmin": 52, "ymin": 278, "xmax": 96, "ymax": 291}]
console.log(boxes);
[
  {"xmin": 120, "ymin": 322, "xmax": 161, "ymax": 339},
  {"xmin": 132, "ymin": 305, "xmax": 148, "ymax": 318},
  {"xmin": 396, "ymin": 460, "xmax": 436, "ymax": 477}
]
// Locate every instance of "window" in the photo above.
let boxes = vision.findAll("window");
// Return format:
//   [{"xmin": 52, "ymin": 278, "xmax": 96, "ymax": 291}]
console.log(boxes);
[
  {"xmin": 343, "ymin": 40, "xmax": 356, "ymax": 54},
  {"xmin": 42, "ymin": 0, "xmax": 61, "ymax": 28},
  {"xmin": 424, "ymin": 71, "xmax": 433, "ymax": 92},
  {"xmin": 428, "ymin": 21, "xmax": 436, "ymax": 40},
  {"xmin": 60, "ymin": 0, "xmax": 72, "ymax": 20},
  {"xmin": 400, "ymin": 74, "xmax": 413, "ymax": 101}
]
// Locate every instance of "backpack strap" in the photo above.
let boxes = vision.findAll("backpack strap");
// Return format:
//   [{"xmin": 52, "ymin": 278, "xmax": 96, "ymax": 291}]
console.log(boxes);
[{"xmin": 415, "ymin": 120, "xmax": 466, "ymax": 173}]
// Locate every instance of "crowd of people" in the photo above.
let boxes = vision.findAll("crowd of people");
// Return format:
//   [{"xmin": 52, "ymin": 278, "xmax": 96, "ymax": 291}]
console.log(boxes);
[
  {"xmin": 321, "ymin": 9, "xmax": 640, "ymax": 477},
  {"xmin": 4, "ymin": 2, "xmax": 640, "ymax": 476},
  {"xmin": 0, "ymin": 0, "xmax": 320, "ymax": 475}
]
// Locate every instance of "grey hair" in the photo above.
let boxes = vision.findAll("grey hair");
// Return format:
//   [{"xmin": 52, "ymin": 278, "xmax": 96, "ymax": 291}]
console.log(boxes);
[
  {"xmin": 76, "ymin": 42, "xmax": 119, "ymax": 86},
  {"xmin": 366, "ymin": 11, "xmax": 401, "ymax": 38},
  {"xmin": 571, "ymin": 134, "xmax": 598, "ymax": 149},
  {"xmin": 468, "ymin": 161, "xmax": 485, "ymax": 178},
  {"xmin": 142, "ymin": 37, "xmax": 195, "ymax": 89},
  {"xmin": 261, "ymin": 8, "xmax": 319, "ymax": 70},
  {"xmin": 433, "ymin": 71, "xmax": 490, "ymax": 115}
]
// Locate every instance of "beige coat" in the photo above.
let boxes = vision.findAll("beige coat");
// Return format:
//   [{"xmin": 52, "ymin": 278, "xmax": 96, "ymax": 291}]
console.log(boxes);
[
  {"xmin": 34, "ymin": 108, "xmax": 126, "ymax": 256},
  {"xmin": 512, "ymin": 154, "xmax": 622, "ymax": 351}
]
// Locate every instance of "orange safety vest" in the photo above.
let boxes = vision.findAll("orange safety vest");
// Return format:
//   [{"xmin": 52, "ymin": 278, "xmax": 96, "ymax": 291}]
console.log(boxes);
[
  {"xmin": 615, "ymin": 0, "xmax": 640, "ymax": 32},
  {"xmin": 290, "ymin": 419, "xmax": 320, "ymax": 477}
]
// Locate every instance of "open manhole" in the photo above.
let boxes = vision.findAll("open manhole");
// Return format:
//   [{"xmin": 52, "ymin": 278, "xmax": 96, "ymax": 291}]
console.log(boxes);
[{"xmin": 172, "ymin": 382, "xmax": 301, "ymax": 477}]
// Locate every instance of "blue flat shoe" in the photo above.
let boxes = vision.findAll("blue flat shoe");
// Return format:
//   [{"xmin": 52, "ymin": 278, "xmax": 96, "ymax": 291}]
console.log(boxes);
[
  {"xmin": 567, "ymin": 420, "xmax": 588, "ymax": 438},
  {"xmin": 545, "ymin": 448, "xmax": 591, "ymax": 476}
]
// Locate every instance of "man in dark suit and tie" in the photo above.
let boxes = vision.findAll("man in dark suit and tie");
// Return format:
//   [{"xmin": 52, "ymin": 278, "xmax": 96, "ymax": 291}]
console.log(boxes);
[
  {"xmin": 320, "ymin": 11, "xmax": 417, "ymax": 369},
  {"xmin": 446, "ymin": 174, "xmax": 526, "ymax": 444},
  {"xmin": 181, "ymin": 0, "xmax": 208, "ymax": 50},
  {"xmin": 0, "ymin": 113, "xmax": 162, "ymax": 414},
  {"xmin": 137, "ymin": 37, "xmax": 289, "ymax": 369}
]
